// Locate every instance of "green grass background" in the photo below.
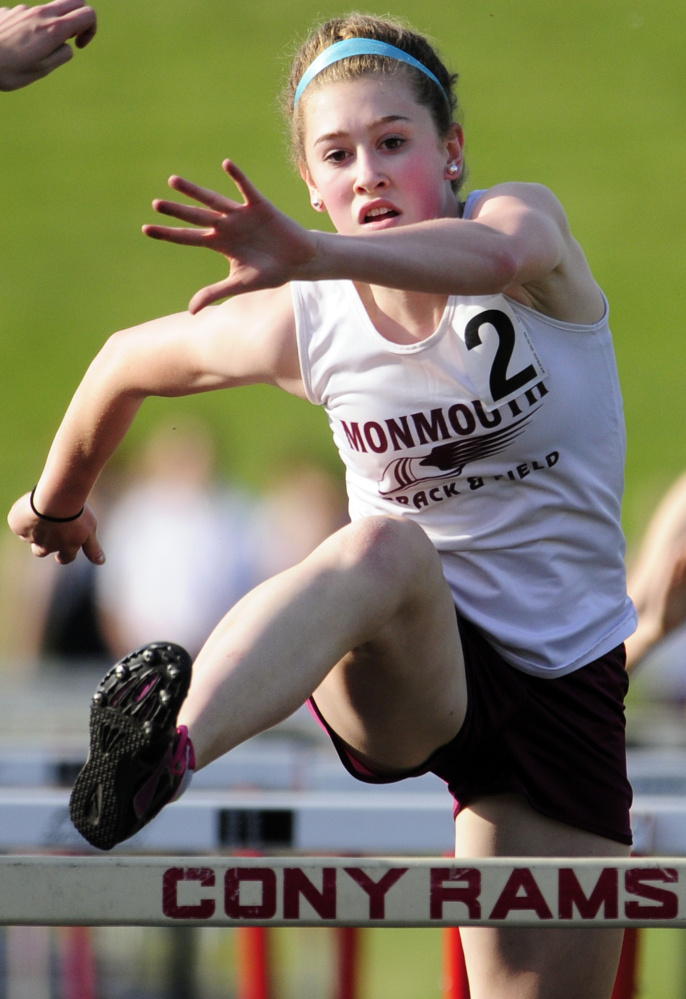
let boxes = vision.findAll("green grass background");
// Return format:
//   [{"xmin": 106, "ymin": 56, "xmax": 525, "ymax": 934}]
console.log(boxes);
[
  {"xmin": 2, "ymin": 0, "xmax": 685, "ymax": 545},
  {"xmin": 2, "ymin": 1, "xmax": 686, "ymax": 995}
]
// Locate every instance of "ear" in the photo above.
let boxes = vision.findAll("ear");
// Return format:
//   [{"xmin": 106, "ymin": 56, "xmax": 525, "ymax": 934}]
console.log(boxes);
[
  {"xmin": 444, "ymin": 123, "xmax": 465, "ymax": 173},
  {"xmin": 298, "ymin": 158, "xmax": 313, "ymax": 186},
  {"xmin": 299, "ymin": 160, "xmax": 325, "ymax": 212}
]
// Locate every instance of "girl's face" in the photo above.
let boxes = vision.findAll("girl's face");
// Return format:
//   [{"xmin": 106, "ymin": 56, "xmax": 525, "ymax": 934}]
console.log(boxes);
[{"xmin": 299, "ymin": 73, "xmax": 463, "ymax": 236}]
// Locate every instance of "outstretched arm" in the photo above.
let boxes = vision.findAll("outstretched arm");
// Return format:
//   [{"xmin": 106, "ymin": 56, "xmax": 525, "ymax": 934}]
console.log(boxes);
[
  {"xmin": 0, "ymin": 1, "xmax": 96, "ymax": 91},
  {"xmin": 8, "ymin": 288, "xmax": 298, "ymax": 564},
  {"xmin": 144, "ymin": 162, "xmax": 598, "ymax": 323}
]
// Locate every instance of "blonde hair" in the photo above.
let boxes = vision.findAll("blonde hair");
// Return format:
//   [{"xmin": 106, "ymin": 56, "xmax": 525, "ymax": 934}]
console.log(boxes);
[{"xmin": 283, "ymin": 13, "xmax": 464, "ymax": 191}]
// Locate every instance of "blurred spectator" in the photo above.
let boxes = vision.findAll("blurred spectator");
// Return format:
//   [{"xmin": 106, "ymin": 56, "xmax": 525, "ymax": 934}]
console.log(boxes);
[
  {"xmin": 0, "ymin": 432, "xmax": 347, "ymax": 672},
  {"xmin": 252, "ymin": 461, "xmax": 349, "ymax": 579},
  {"xmin": 95, "ymin": 417, "xmax": 260, "ymax": 659},
  {"xmin": 41, "ymin": 552, "xmax": 108, "ymax": 660},
  {"xmin": 0, "ymin": 1, "xmax": 96, "ymax": 91}
]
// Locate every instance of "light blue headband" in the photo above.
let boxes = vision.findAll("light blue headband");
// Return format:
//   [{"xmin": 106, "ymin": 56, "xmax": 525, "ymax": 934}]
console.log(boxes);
[{"xmin": 293, "ymin": 38, "xmax": 447, "ymax": 107}]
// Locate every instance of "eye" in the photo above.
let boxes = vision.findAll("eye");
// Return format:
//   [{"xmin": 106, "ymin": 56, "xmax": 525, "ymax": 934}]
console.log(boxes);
[
  {"xmin": 381, "ymin": 135, "xmax": 405, "ymax": 152},
  {"xmin": 323, "ymin": 148, "xmax": 349, "ymax": 165}
]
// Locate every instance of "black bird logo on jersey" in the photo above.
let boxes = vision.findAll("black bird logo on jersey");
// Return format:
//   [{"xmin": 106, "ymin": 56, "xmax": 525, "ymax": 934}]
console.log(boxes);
[{"xmin": 378, "ymin": 411, "xmax": 534, "ymax": 495}]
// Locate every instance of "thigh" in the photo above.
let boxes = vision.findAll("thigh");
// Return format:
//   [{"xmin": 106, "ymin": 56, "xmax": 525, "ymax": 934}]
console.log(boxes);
[
  {"xmin": 455, "ymin": 794, "xmax": 630, "ymax": 999},
  {"xmin": 312, "ymin": 518, "xmax": 467, "ymax": 773}
]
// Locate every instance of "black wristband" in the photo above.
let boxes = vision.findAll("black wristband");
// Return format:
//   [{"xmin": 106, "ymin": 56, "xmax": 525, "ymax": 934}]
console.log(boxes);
[{"xmin": 30, "ymin": 486, "xmax": 84, "ymax": 524}]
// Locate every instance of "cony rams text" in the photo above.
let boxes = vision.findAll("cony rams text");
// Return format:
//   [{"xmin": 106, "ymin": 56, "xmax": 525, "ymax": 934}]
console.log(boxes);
[{"xmin": 161, "ymin": 861, "xmax": 685, "ymax": 928}]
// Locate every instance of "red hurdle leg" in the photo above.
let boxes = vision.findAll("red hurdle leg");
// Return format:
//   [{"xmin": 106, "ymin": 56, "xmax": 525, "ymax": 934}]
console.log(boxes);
[
  {"xmin": 236, "ymin": 926, "xmax": 272, "ymax": 999},
  {"xmin": 335, "ymin": 927, "xmax": 362, "ymax": 999},
  {"xmin": 443, "ymin": 926, "xmax": 470, "ymax": 999},
  {"xmin": 610, "ymin": 929, "xmax": 640, "ymax": 999},
  {"xmin": 59, "ymin": 926, "xmax": 98, "ymax": 999}
]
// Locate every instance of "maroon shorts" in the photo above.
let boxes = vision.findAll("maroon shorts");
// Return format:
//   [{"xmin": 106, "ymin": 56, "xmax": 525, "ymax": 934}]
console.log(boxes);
[{"xmin": 308, "ymin": 613, "xmax": 633, "ymax": 846}]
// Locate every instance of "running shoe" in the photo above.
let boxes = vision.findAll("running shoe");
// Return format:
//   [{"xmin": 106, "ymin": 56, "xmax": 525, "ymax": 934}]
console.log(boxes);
[{"xmin": 69, "ymin": 642, "xmax": 194, "ymax": 850}]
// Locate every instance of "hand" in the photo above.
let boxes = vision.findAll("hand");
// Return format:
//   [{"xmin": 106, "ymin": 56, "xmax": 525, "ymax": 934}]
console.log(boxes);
[
  {"xmin": 0, "ymin": 0, "xmax": 97, "ymax": 91},
  {"xmin": 658, "ymin": 545, "xmax": 686, "ymax": 639},
  {"xmin": 626, "ymin": 541, "xmax": 686, "ymax": 671},
  {"xmin": 625, "ymin": 471, "xmax": 686, "ymax": 670},
  {"xmin": 143, "ymin": 159, "xmax": 319, "ymax": 313},
  {"xmin": 7, "ymin": 491, "xmax": 104, "ymax": 565}
]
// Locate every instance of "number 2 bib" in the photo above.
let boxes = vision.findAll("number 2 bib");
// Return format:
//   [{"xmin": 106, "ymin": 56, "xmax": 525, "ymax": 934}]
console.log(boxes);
[{"xmin": 452, "ymin": 296, "xmax": 547, "ymax": 411}]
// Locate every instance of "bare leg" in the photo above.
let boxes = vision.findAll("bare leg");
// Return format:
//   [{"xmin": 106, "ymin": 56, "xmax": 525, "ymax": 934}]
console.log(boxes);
[
  {"xmin": 178, "ymin": 515, "xmax": 466, "ymax": 771},
  {"xmin": 456, "ymin": 794, "xmax": 630, "ymax": 999}
]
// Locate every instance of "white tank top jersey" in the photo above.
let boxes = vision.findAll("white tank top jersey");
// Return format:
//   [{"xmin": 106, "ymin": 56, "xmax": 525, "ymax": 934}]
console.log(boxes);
[{"xmin": 291, "ymin": 190, "xmax": 637, "ymax": 677}]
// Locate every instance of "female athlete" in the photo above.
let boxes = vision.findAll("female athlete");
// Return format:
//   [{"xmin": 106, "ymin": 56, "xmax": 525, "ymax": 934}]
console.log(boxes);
[{"xmin": 8, "ymin": 14, "xmax": 637, "ymax": 998}]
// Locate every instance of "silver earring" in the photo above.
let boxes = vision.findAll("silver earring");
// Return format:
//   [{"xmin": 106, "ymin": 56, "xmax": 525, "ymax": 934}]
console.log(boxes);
[
  {"xmin": 311, "ymin": 196, "xmax": 323, "ymax": 210},
  {"xmin": 447, "ymin": 163, "xmax": 460, "ymax": 178}
]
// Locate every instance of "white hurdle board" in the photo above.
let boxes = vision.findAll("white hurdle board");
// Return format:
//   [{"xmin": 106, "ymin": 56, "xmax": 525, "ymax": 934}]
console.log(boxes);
[
  {"xmin": 0, "ymin": 855, "xmax": 683, "ymax": 929},
  {"xmin": 1, "ymin": 787, "xmax": 683, "ymax": 855},
  {"xmin": 0, "ymin": 746, "xmax": 683, "ymax": 854},
  {"xmin": 0, "ymin": 786, "xmax": 456, "ymax": 853},
  {"xmin": 0, "ymin": 785, "xmax": 682, "ymax": 855}
]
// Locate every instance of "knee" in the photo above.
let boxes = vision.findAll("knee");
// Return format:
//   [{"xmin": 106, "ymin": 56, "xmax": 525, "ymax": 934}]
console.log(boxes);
[{"xmin": 338, "ymin": 515, "xmax": 440, "ymax": 586}]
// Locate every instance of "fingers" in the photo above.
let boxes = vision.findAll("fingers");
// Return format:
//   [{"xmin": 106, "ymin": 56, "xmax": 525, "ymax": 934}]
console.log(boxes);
[
  {"xmin": 142, "ymin": 174, "xmax": 242, "ymax": 245},
  {"xmin": 168, "ymin": 174, "xmax": 240, "ymax": 214},
  {"xmin": 31, "ymin": 529, "xmax": 104, "ymax": 566},
  {"xmin": 44, "ymin": 0, "xmax": 91, "ymax": 11},
  {"xmin": 30, "ymin": 542, "xmax": 51, "ymax": 558},
  {"xmin": 74, "ymin": 19, "xmax": 97, "ymax": 49},
  {"xmin": 143, "ymin": 222, "xmax": 213, "ymax": 247},
  {"xmin": 144, "ymin": 165, "xmax": 257, "ymax": 235},
  {"xmin": 35, "ymin": 42, "xmax": 73, "ymax": 75},
  {"xmin": 188, "ymin": 279, "xmax": 236, "ymax": 314},
  {"xmin": 60, "ymin": 6, "xmax": 97, "ymax": 44},
  {"xmin": 152, "ymin": 198, "xmax": 221, "ymax": 228},
  {"xmin": 28, "ymin": 538, "xmax": 77, "ymax": 563},
  {"xmin": 82, "ymin": 529, "xmax": 106, "ymax": 565},
  {"xmin": 221, "ymin": 159, "xmax": 262, "ymax": 206},
  {"xmin": 143, "ymin": 186, "xmax": 239, "ymax": 247},
  {"xmin": 41, "ymin": 0, "xmax": 97, "ymax": 46},
  {"xmin": 54, "ymin": 548, "xmax": 79, "ymax": 565}
]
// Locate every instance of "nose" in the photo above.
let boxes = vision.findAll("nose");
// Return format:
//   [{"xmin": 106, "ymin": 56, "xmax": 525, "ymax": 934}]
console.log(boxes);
[{"xmin": 353, "ymin": 149, "xmax": 388, "ymax": 194}]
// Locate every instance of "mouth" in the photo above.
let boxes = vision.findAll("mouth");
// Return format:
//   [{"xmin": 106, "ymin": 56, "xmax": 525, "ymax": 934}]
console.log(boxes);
[{"xmin": 360, "ymin": 204, "xmax": 400, "ymax": 225}]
